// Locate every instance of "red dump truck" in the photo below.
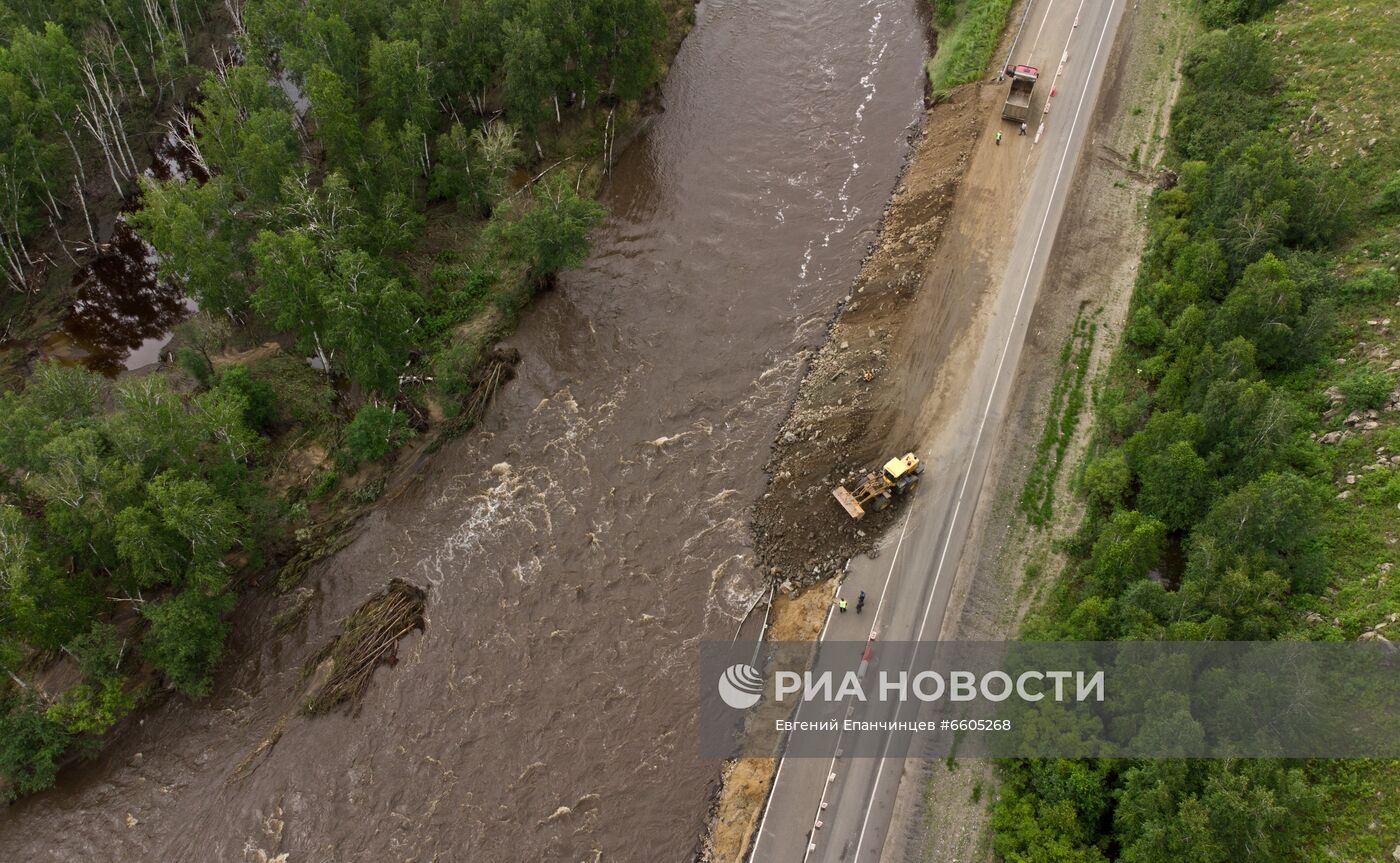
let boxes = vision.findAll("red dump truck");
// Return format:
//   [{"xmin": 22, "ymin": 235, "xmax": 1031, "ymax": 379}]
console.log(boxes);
[{"xmin": 1002, "ymin": 65, "xmax": 1039, "ymax": 123}]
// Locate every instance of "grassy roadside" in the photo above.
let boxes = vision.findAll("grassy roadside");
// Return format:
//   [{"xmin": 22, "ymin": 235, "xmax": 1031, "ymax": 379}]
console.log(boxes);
[
  {"xmin": 1019, "ymin": 306, "xmax": 1096, "ymax": 526},
  {"xmin": 925, "ymin": 0, "xmax": 1018, "ymax": 97}
]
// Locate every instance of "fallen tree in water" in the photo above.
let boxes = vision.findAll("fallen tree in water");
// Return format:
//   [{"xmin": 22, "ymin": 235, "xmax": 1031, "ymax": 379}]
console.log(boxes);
[{"xmin": 302, "ymin": 579, "xmax": 426, "ymax": 716}]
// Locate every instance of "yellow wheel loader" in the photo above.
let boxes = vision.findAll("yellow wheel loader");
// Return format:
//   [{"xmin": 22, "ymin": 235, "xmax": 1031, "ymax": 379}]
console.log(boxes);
[{"xmin": 832, "ymin": 453, "xmax": 924, "ymax": 520}]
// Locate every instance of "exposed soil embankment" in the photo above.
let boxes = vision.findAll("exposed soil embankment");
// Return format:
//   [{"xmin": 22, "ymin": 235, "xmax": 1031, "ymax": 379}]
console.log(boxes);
[
  {"xmin": 751, "ymin": 86, "xmax": 983, "ymax": 587},
  {"xmin": 706, "ymin": 82, "xmax": 988, "ymax": 863}
]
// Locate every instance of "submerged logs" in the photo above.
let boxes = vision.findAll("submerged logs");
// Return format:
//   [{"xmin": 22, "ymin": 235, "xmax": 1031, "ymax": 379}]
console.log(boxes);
[{"xmin": 302, "ymin": 579, "xmax": 427, "ymax": 715}]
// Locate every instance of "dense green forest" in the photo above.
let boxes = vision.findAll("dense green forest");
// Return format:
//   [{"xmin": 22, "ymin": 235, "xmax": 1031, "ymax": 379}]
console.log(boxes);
[
  {"xmin": 1, "ymin": 0, "xmax": 208, "ymax": 291},
  {"xmin": 990, "ymin": 0, "xmax": 1400, "ymax": 859},
  {"xmin": 1, "ymin": 0, "xmax": 681, "ymax": 799},
  {"xmin": 137, "ymin": 0, "xmax": 668, "ymax": 397}
]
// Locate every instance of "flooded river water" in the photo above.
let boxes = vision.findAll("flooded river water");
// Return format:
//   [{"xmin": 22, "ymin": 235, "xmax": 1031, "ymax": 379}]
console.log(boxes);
[{"xmin": 0, "ymin": 0, "xmax": 926, "ymax": 858}]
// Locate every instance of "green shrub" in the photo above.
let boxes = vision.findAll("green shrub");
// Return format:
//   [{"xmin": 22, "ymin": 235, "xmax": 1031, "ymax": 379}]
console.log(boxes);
[
  {"xmin": 141, "ymin": 588, "xmax": 235, "ymax": 698},
  {"xmin": 176, "ymin": 345, "xmax": 214, "ymax": 388},
  {"xmin": 1089, "ymin": 510, "xmax": 1167, "ymax": 595},
  {"xmin": 1083, "ymin": 450, "xmax": 1131, "ymax": 512},
  {"xmin": 68, "ymin": 623, "xmax": 125, "ymax": 680},
  {"xmin": 216, "ymin": 364, "xmax": 276, "ymax": 431},
  {"xmin": 425, "ymin": 262, "xmax": 499, "ymax": 337},
  {"xmin": 46, "ymin": 676, "xmax": 136, "ymax": 736},
  {"xmin": 1097, "ymin": 377, "xmax": 1151, "ymax": 442},
  {"xmin": 0, "ymin": 695, "xmax": 71, "ymax": 800},
  {"xmin": 1361, "ymin": 471, "xmax": 1400, "ymax": 507},
  {"xmin": 250, "ymin": 355, "xmax": 337, "ymax": 433},
  {"xmin": 344, "ymin": 403, "xmax": 410, "ymax": 464},
  {"xmin": 482, "ymin": 173, "xmax": 605, "ymax": 284},
  {"xmin": 1125, "ymin": 306, "xmax": 1166, "ymax": 350},
  {"xmin": 1339, "ymin": 367, "xmax": 1393, "ymax": 411},
  {"xmin": 24, "ymin": 362, "xmax": 104, "ymax": 420},
  {"xmin": 1137, "ymin": 440, "xmax": 1213, "ymax": 532},
  {"xmin": 308, "ymin": 467, "xmax": 339, "ymax": 499},
  {"xmin": 431, "ymin": 338, "xmax": 484, "ymax": 416},
  {"xmin": 925, "ymin": 0, "xmax": 1017, "ymax": 97},
  {"xmin": 1198, "ymin": 0, "xmax": 1283, "ymax": 29},
  {"xmin": 1340, "ymin": 268, "xmax": 1399, "ymax": 301},
  {"xmin": 1170, "ymin": 29, "xmax": 1278, "ymax": 162},
  {"xmin": 1374, "ymin": 175, "xmax": 1400, "ymax": 215}
]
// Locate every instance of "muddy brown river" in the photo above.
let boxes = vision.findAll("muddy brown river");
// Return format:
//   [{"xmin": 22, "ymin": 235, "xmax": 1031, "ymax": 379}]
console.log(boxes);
[{"xmin": 0, "ymin": 0, "xmax": 926, "ymax": 858}]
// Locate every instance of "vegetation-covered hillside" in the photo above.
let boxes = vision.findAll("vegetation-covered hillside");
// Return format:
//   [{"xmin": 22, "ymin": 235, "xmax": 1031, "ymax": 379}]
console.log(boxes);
[{"xmin": 990, "ymin": 0, "xmax": 1400, "ymax": 859}]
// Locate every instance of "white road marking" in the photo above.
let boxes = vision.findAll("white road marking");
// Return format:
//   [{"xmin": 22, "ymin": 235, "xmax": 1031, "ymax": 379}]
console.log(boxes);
[
  {"xmin": 867, "ymin": 508, "xmax": 913, "ymax": 639},
  {"xmin": 750, "ymin": 579, "xmax": 842, "ymax": 862},
  {"xmin": 751, "ymin": 495, "xmax": 914, "ymax": 860},
  {"xmin": 1027, "ymin": 0, "xmax": 1059, "ymax": 58},
  {"xmin": 794, "ymin": 510, "xmax": 913, "ymax": 862}
]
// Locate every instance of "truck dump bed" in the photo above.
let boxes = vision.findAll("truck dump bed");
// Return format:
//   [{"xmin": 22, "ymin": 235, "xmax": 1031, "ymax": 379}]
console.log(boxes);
[{"xmin": 1001, "ymin": 65, "xmax": 1039, "ymax": 122}]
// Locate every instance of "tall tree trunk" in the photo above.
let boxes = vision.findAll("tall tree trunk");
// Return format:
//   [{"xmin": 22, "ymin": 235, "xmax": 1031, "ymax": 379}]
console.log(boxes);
[
  {"xmin": 310, "ymin": 326, "xmax": 332, "ymax": 376},
  {"xmin": 73, "ymin": 175, "xmax": 99, "ymax": 248},
  {"xmin": 52, "ymin": 117, "xmax": 90, "ymax": 189},
  {"xmin": 99, "ymin": 0, "xmax": 149, "ymax": 98},
  {"xmin": 167, "ymin": 0, "xmax": 189, "ymax": 63}
]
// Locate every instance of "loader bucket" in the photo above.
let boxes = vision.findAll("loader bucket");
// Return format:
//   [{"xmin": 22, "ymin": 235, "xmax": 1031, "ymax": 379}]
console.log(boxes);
[{"xmin": 833, "ymin": 486, "xmax": 866, "ymax": 520}]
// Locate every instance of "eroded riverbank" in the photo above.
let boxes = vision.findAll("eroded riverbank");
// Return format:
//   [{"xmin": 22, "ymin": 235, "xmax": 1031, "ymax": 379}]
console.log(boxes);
[
  {"xmin": 750, "ymin": 83, "xmax": 986, "ymax": 590},
  {"xmin": 0, "ymin": 0, "xmax": 927, "ymax": 858},
  {"xmin": 704, "ymin": 75, "xmax": 990, "ymax": 863}
]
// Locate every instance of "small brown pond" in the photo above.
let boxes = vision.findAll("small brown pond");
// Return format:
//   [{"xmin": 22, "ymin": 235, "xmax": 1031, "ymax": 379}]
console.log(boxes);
[{"xmin": 44, "ymin": 128, "xmax": 207, "ymax": 376}]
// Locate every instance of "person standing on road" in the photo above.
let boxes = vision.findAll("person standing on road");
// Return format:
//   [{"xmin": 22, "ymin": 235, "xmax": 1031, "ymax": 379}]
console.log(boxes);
[
  {"xmin": 1020, "ymin": 121, "xmax": 1027, "ymax": 136},
  {"xmin": 995, "ymin": 131, "xmax": 1002, "ymax": 146},
  {"xmin": 838, "ymin": 597, "xmax": 848, "ymax": 613},
  {"xmin": 856, "ymin": 591, "xmax": 866, "ymax": 614}
]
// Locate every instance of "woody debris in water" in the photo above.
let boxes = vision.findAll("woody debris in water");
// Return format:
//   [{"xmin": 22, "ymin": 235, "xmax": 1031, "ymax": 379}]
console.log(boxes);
[{"xmin": 302, "ymin": 579, "xmax": 427, "ymax": 715}]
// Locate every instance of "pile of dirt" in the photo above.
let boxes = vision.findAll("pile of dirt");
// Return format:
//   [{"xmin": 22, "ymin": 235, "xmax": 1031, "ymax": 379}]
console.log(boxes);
[
  {"xmin": 301, "ymin": 579, "xmax": 426, "ymax": 715},
  {"xmin": 705, "ymin": 758, "xmax": 776, "ymax": 861},
  {"xmin": 752, "ymin": 86, "xmax": 985, "ymax": 586},
  {"xmin": 701, "ymin": 83, "xmax": 988, "ymax": 863}
]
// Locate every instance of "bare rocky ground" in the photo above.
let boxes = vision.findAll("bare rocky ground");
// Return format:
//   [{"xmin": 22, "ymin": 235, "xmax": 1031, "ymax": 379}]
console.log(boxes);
[{"xmin": 750, "ymin": 85, "xmax": 983, "ymax": 588}]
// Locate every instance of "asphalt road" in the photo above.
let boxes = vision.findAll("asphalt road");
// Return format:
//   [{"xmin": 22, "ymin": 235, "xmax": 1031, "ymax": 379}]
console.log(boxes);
[{"xmin": 749, "ymin": 0, "xmax": 1127, "ymax": 859}]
